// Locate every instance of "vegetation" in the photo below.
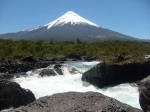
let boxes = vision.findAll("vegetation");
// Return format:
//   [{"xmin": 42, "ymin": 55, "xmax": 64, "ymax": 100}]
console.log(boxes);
[{"xmin": 0, "ymin": 39, "xmax": 150, "ymax": 63}]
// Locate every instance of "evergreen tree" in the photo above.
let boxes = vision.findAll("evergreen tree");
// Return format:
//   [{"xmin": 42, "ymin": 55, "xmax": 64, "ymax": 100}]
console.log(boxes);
[{"xmin": 77, "ymin": 38, "xmax": 82, "ymax": 44}]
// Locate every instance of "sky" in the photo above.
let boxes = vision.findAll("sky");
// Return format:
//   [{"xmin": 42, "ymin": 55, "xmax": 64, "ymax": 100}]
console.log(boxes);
[{"xmin": 0, "ymin": 0, "xmax": 150, "ymax": 39}]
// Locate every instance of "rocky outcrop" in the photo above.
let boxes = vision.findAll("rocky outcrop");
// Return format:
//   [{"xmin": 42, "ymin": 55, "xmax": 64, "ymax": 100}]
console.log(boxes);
[
  {"xmin": 0, "ymin": 80, "xmax": 35, "ymax": 111},
  {"xmin": 0, "ymin": 73, "xmax": 13, "ymax": 80},
  {"xmin": 82, "ymin": 56, "xmax": 98, "ymax": 61},
  {"xmin": 21, "ymin": 56, "xmax": 37, "ymax": 62},
  {"xmin": 4, "ymin": 92, "xmax": 142, "ymax": 112},
  {"xmin": 0, "ymin": 60, "xmax": 50, "ymax": 74},
  {"xmin": 82, "ymin": 61, "xmax": 150, "ymax": 88},
  {"xmin": 138, "ymin": 76, "xmax": 150, "ymax": 112},
  {"xmin": 0, "ymin": 54, "xmax": 98, "ymax": 74},
  {"xmin": 66, "ymin": 53, "xmax": 82, "ymax": 60}
]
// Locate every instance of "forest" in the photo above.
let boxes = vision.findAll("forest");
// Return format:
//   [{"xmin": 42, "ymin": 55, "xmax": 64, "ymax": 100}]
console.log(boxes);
[{"xmin": 0, "ymin": 38, "xmax": 150, "ymax": 62}]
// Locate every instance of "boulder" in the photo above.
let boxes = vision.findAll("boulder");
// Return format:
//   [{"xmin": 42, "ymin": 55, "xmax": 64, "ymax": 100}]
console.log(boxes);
[
  {"xmin": 82, "ymin": 61, "xmax": 150, "ymax": 88},
  {"xmin": 38, "ymin": 58, "xmax": 45, "ymax": 61},
  {"xmin": 5, "ymin": 92, "xmax": 142, "ymax": 112},
  {"xmin": 39, "ymin": 69, "xmax": 57, "ymax": 76},
  {"xmin": 21, "ymin": 56, "xmax": 37, "ymax": 62},
  {"xmin": 54, "ymin": 65, "xmax": 63, "ymax": 75},
  {"xmin": 0, "ymin": 73, "xmax": 13, "ymax": 80},
  {"xmin": 66, "ymin": 53, "xmax": 81, "ymax": 60},
  {"xmin": 39, "ymin": 65, "xmax": 64, "ymax": 76},
  {"xmin": 82, "ymin": 56, "xmax": 98, "ymax": 61},
  {"xmin": 0, "ymin": 60, "xmax": 50, "ymax": 74},
  {"xmin": 138, "ymin": 76, "xmax": 150, "ymax": 112},
  {"xmin": 0, "ymin": 80, "xmax": 35, "ymax": 111}
]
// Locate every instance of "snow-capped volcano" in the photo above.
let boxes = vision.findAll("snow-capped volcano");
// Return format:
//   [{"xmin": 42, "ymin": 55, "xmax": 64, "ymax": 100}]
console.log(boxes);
[
  {"xmin": 0, "ymin": 11, "xmax": 138, "ymax": 41},
  {"xmin": 45, "ymin": 11, "xmax": 99, "ymax": 29}
]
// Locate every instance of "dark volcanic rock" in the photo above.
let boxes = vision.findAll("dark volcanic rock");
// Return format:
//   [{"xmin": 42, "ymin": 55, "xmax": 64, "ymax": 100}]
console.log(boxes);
[
  {"xmin": 0, "ymin": 60, "xmax": 50, "ymax": 74},
  {"xmin": 39, "ymin": 69, "xmax": 57, "ymax": 76},
  {"xmin": 39, "ymin": 65, "xmax": 64, "ymax": 76},
  {"xmin": 82, "ymin": 61, "xmax": 150, "ymax": 88},
  {"xmin": 21, "ymin": 56, "xmax": 37, "ymax": 62},
  {"xmin": 82, "ymin": 56, "xmax": 98, "ymax": 61},
  {"xmin": 54, "ymin": 65, "xmax": 63, "ymax": 75},
  {"xmin": 4, "ymin": 92, "xmax": 142, "ymax": 112},
  {"xmin": 39, "ymin": 56, "xmax": 66, "ymax": 62},
  {"xmin": 0, "ymin": 73, "xmax": 13, "ymax": 80},
  {"xmin": 138, "ymin": 76, "xmax": 150, "ymax": 112},
  {"xmin": 0, "ymin": 80, "xmax": 35, "ymax": 111},
  {"xmin": 66, "ymin": 53, "xmax": 81, "ymax": 60}
]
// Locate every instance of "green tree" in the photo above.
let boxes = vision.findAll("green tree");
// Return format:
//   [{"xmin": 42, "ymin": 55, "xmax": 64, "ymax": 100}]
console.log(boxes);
[{"xmin": 77, "ymin": 38, "xmax": 82, "ymax": 44}]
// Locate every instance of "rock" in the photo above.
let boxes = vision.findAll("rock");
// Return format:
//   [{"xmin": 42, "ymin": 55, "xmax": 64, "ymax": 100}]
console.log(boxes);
[
  {"xmin": 0, "ymin": 80, "xmax": 35, "ymax": 111},
  {"xmin": 82, "ymin": 61, "xmax": 150, "ymax": 88},
  {"xmin": 0, "ymin": 73, "xmax": 13, "ymax": 80},
  {"xmin": 39, "ymin": 56, "xmax": 67, "ymax": 62},
  {"xmin": 7, "ymin": 60, "xmax": 12, "ymax": 63},
  {"xmin": 38, "ymin": 58, "xmax": 45, "ymax": 61},
  {"xmin": 66, "ymin": 53, "xmax": 81, "ymax": 60},
  {"xmin": 45, "ymin": 57, "xmax": 57, "ymax": 61},
  {"xmin": 82, "ymin": 56, "xmax": 98, "ymax": 61},
  {"xmin": 117, "ymin": 54, "xmax": 125, "ymax": 61},
  {"xmin": 0, "ymin": 60, "xmax": 50, "ymax": 74},
  {"xmin": 21, "ymin": 56, "xmax": 37, "ymax": 62},
  {"xmin": 113, "ymin": 54, "xmax": 133, "ymax": 63},
  {"xmin": 39, "ymin": 69, "xmax": 57, "ymax": 76},
  {"xmin": 5, "ymin": 92, "xmax": 142, "ymax": 112},
  {"xmin": 54, "ymin": 65, "xmax": 63, "ymax": 75},
  {"xmin": 39, "ymin": 65, "xmax": 64, "ymax": 76},
  {"xmin": 56, "ymin": 56, "xmax": 67, "ymax": 61},
  {"xmin": 138, "ymin": 76, "xmax": 150, "ymax": 112}
]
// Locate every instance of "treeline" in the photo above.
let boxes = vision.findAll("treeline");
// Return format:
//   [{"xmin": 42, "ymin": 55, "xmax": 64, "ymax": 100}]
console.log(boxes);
[{"xmin": 0, "ymin": 39, "xmax": 150, "ymax": 61}]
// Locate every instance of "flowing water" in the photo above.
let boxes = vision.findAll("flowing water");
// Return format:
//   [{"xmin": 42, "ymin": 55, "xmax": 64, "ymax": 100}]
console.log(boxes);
[{"xmin": 13, "ymin": 61, "xmax": 140, "ymax": 109}]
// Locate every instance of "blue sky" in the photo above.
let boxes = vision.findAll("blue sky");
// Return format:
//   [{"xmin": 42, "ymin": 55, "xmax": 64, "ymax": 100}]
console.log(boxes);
[{"xmin": 0, "ymin": 0, "xmax": 150, "ymax": 39}]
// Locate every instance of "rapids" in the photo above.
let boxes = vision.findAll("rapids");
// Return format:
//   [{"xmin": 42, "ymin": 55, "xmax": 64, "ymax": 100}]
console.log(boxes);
[{"xmin": 13, "ymin": 61, "xmax": 140, "ymax": 109}]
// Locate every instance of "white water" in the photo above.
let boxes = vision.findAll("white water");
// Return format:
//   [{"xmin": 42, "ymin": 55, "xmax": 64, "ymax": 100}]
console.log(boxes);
[{"xmin": 13, "ymin": 61, "xmax": 140, "ymax": 109}]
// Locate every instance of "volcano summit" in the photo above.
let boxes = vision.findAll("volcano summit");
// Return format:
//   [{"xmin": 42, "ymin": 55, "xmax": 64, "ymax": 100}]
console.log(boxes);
[{"xmin": 0, "ymin": 11, "xmax": 137, "ymax": 42}]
